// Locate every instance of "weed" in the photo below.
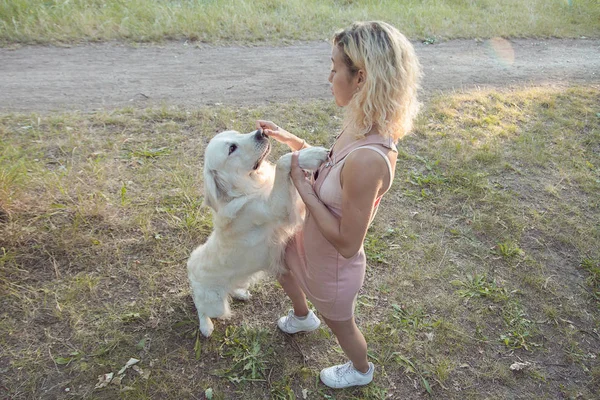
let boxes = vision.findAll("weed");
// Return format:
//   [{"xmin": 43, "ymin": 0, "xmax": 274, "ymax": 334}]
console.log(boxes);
[
  {"xmin": 356, "ymin": 384, "xmax": 388, "ymax": 399},
  {"xmin": 408, "ymin": 171, "xmax": 447, "ymax": 188},
  {"xmin": 500, "ymin": 302, "xmax": 539, "ymax": 351},
  {"xmin": 53, "ymin": 350, "xmax": 83, "ymax": 366},
  {"xmin": 215, "ymin": 325, "xmax": 271, "ymax": 384},
  {"xmin": 495, "ymin": 240, "xmax": 524, "ymax": 259},
  {"xmin": 130, "ymin": 146, "xmax": 171, "ymax": 159},
  {"xmin": 120, "ymin": 182, "xmax": 128, "ymax": 206},
  {"xmin": 451, "ymin": 273, "xmax": 509, "ymax": 302},
  {"xmin": 269, "ymin": 377, "xmax": 297, "ymax": 400},
  {"xmin": 580, "ymin": 258, "xmax": 600, "ymax": 303},
  {"xmin": 390, "ymin": 304, "xmax": 439, "ymax": 332},
  {"xmin": 394, "ymin": 354, "xmax": 434, "ymax": 395},
  {"xmin": 364, "ymin": 231, "xmax": 389, "ymax": 265}
]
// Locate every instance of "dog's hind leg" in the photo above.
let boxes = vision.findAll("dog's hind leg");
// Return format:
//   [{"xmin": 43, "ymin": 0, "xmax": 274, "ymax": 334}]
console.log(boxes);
[
  {"xmin": 230, "ymin": 288, "xmax": 251, "ymax": 301},
  {"xmin": 231, "ymin": 271, "xmax": 266, "ymax": 300},
  {"xmin": 230, "ymin": 280, "xmax": 252, "ymax": 301}
]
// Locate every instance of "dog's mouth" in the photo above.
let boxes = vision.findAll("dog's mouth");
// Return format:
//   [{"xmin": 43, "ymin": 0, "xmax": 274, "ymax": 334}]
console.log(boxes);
[{"xmin": 253, "ymin": 141, "xmax": 271, "ymax": 170}]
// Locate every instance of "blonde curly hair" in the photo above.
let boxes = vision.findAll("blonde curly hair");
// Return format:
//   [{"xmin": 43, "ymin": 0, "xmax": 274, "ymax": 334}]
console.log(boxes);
[{"xmin": 333, "ymin": 21, "xmax": 421, "ymax": 141}]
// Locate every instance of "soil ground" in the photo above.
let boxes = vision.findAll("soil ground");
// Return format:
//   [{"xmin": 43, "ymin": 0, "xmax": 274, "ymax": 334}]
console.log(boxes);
[
  {"xmin": 0, "ymin": 38, "xmax": 599, "ymax": 400},
  {"xmin": 0, "ymin": 38, "xmax": 599, "ymax": 113}
]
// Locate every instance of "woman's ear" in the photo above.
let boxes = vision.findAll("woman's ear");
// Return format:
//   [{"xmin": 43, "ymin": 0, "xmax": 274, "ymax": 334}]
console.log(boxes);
[{"xmin": 356, "ymin": 69, "xmax": 366, "ymax": 90}]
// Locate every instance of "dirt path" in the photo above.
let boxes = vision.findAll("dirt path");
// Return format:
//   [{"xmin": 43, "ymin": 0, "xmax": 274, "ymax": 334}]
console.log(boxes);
[{"xmin": 1, "ymin": 38, "xmax": 598, "ymax": 113}]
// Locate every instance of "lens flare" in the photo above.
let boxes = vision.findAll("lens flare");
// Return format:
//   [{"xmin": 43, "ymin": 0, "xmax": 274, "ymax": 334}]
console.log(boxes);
[{"xmin": 487, "ymin": 37, "xmax": 515, "ymax": 67}]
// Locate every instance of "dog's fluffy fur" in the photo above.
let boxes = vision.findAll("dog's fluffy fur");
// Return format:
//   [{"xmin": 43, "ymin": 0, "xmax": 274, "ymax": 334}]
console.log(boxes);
[{"xmin": 187, "ymin": 129, "xmax": 328, "ymax": 337}]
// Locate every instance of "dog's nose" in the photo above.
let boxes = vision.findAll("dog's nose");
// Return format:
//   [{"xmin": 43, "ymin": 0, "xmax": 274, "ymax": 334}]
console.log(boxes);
[{"xmin": 255, "ymin": 129, "xmax": 268, "ymax": 140}]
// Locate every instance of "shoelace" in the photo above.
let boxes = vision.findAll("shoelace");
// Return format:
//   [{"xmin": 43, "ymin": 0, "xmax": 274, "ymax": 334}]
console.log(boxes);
[
  {"xmin": 283, "ymin": 310, "xmax": 296, "ymax": 329},
  {"xmin": 335, "ymin": 362, "xmax": 355, "ymax": 378}
]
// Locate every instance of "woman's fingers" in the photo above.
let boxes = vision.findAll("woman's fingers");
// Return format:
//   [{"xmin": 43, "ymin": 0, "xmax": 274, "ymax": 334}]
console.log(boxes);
[
  {"xmin": 256, "ymin": 120, "xmax": 277, "ymax": 131},
  {"xmin": 290, "ymin": 152, "xmax": 304, "ymax": 181}
]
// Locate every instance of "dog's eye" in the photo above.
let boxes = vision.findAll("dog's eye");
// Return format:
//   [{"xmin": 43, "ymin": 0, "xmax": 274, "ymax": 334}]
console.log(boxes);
[{"xmin": 228, "ymin": 144, "xmax": 237, "ymax": 155}]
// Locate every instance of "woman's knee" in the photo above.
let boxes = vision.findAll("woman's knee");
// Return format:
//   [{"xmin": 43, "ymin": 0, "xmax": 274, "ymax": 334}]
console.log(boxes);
[{"xmin": 322, "ymin": 316, "xmax": 356, "ymax": 335}]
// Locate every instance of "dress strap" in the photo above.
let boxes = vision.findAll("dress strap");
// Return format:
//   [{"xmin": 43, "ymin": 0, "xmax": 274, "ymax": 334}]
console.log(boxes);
[{"xmin": 332, "ymin": 134, "xmax": 397, "ymax": 165}]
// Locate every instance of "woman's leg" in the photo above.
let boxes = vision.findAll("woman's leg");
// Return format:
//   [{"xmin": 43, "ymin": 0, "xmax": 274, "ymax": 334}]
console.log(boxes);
[
  {"xmin": 322, "ymin": 316, "xmax": 369, "ymax": 372},
  {"xmin": 277, "ymin": 271, "xmax": 309, "ymax": 317}
]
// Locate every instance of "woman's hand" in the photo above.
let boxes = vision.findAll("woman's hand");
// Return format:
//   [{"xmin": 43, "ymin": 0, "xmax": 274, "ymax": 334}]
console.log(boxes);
[
  {"xmin": 256, "ymin": 120, "xmax": 289, "ymax": 144},
  {"xmin": 290, "ymin": 151, "xmax": 314, "ymax": 194},
  {"xmin": 256, "ymin": 120, "xmax": 308, "ymax": 151}
]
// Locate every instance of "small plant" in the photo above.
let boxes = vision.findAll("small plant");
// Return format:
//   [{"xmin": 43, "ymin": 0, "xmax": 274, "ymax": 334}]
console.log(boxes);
[
  {"xmin": 356, "ymin": 384, "xmax": 388, "ymax": 400},
  {"xmin": 495, "ymin": 240, "xmax": 524, "ymax": 259},
  {"xmin": 500, "ymin": 302, "xmax": 539, "ymax": 351},
  {"xmin": 54, "ymin": 350, "xmax": 82, "ymax": 366},
  {"xmin": 415, "ymin": 154, "xmax": 439, "ymax": 171},
  {"xmin": 120, "ymin": 182, "xmax": 128, "ymax": 205},
  {"xmin": 408, "ymin": 171, "xmax": 447, "ymax": 187},
  {"xmin": 270, "ymin": 378, "xmax": 296, "ymax": 400},
  {"xmin": 192, "ymin": 329, "xmax": 203, "ymax": 361},
  {"xmin": 450, "ymin": 273, "xmax": 509, "ymax": 302},
  {"xmin": 580, "ymin": 258, "xmax": 600, "ymax": 302},
  {"xmin": 408, "ymin": 155, "xmax": 446, "ymax": 189},
  {"xmin": 585, "ymin": 261, "xmax": 600, "ymax": 284},
  {"xmin": 394, "ymin": 354, "xmax": 434, "ymax": 394},
  {"xmin": 364, "ymin": 231, "xmax": 389, "ymax": 265},
  {"xmin": 215, "ymin": 325, "xmax": 271, "ymax": 384},
  {"xmin": 390, "ymin": 304, "xmax": 439, "ymax": 332},
  {"xmin": 130, "ymin": 146, "xmax": 171, "ymax": 159}
]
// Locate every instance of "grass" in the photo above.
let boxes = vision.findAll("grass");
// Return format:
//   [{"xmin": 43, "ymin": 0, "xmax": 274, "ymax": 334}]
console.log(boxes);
[
  {"xmin": 1, "ymin": 86, "xmax": 599, "ymax": 399},
  {"xmin": 1, "ymin": 0, "xmax": 599, "ymax": 46}
]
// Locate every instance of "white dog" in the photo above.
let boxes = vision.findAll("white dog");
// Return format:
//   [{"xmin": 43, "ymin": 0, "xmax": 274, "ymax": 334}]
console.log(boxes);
[{"xmin": 187, "ymin": 129, "xmax": 328, "ymax": 337}]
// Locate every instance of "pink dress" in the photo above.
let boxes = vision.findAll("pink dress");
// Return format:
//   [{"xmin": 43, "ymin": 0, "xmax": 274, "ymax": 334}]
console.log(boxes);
[{"xmin": 285, "ymin": 134, "xmax": 397, "ymax": 321}]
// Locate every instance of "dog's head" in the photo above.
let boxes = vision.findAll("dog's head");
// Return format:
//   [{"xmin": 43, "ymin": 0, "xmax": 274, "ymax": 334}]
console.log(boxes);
[{"xmin": 203, "ymin": 129, "xmax": 271, "ymax": 213}]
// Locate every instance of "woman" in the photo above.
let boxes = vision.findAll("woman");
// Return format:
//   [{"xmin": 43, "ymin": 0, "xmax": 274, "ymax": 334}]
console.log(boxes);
[{"xmin": 257, "ymin": 21, "xmax": 421, "ymax": 389}]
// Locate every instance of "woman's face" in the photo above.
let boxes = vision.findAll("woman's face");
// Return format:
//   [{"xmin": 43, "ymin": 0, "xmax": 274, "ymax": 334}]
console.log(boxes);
[{"xmin": 328, "ymin": 45, "xmax": 362, "ymax": 107}]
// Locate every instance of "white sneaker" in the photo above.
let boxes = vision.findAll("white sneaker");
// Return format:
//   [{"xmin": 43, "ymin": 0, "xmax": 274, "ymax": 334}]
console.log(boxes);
[
  {"xmin": 277, "ymin": 309, "xmax": 321, "ymax": 334},
  {"xmin": 320, "ymin": 361, "xmax": 374, "ymax": 389}
]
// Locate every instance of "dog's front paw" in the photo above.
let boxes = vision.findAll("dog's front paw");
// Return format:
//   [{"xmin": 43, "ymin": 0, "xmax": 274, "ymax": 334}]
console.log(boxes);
[
  {"xmin": 298, "ymin": 147, "xmax": 329, "ymax": 170},
  {"xmin": 231, "ymin": 288, "xmax": 251, "ymax": 301},
  {"xmin": 276, "ymin": 153, "xmax": 292, "ymax": 172},
  {"xmin": 199, "ymin": 314, "xmax": 215, "ymax": 337}
]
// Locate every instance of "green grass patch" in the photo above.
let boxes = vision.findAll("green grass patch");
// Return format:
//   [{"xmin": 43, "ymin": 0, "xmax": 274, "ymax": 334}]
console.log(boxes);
[
  {"xmin": 1, "ymin": 0, "xmax": 599, "ymax": 45},
  {"xmin": 215, "ymin": 325, "xmax": 272, "ymax": 384},
  {"xmin": 451, "ymin": 273, "xmax": 509, "ymax": 302},
  {"xmin": 1, "ymin": 86, "xmax": 599, "ymax": 398},
  {"xmin": 581, "ymin": 257, "xmax": 600, "ymax": 304}
]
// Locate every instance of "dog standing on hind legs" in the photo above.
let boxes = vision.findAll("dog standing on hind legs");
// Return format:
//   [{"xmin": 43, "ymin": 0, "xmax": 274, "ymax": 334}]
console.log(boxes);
[{"xmin": 187, "ymin": 129, "xmax": 328, "ymax": 337}]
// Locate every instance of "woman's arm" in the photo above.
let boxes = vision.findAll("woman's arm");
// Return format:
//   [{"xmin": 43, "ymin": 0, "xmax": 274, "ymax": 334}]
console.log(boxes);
[
  {"xmin": 256, "ymin": 120, "xmax": 309, "ymax": 151},
  {"xmin": 291, "ymin": 149, "xmax": 387, "ymax": 258}
]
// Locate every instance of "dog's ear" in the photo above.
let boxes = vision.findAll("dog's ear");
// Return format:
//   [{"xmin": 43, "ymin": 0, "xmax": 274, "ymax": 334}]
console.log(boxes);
[
  {"xmin": 220, "ymin": 196, "xmax": 248, "ymax": 220},
  {"xmin": 203, "ymin": 169, "xmax": 230, "ymax": 211}
]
